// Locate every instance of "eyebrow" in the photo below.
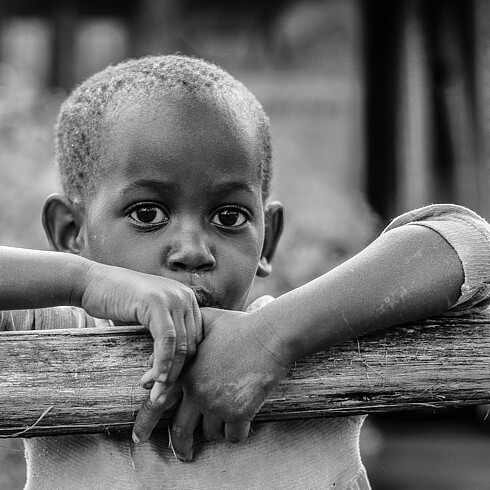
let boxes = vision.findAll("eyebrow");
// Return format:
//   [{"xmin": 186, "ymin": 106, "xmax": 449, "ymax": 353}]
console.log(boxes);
[
  {"xmin": 121, "ymin": 179, "xmax": 255, "ymax": 196},
  {"xmin": 211, "ymin": 181, "xmax": 255, "ymax": 195},
  {"xmin": 121, "ymin": 179, "xmax": 178, "ymax": 195}
]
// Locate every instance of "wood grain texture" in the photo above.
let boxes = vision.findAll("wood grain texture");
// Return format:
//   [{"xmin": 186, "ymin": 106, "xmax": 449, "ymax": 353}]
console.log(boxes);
[{"xmin": 1, "ymin": 315, "xmax": 490, "ymax": 438}]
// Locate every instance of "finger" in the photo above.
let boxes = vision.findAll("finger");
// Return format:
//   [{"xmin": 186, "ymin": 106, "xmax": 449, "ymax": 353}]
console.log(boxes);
[
  {"xmin": 170, "ymin": 399, "xmax": 201, "ymax": 462},
  {"xmin": 224, "ymin": 420, "xmax": 251, "ymax": 442},
  {"xmin": 202, "ymin": 415, "xmax": 224, "ymax": 441},
  {"xmin": 191, "ymin": 301, "xmax": 203, "ymax": 348},
  {"xmin": 162, "ymin": 311, "xmax": 188, "ymax": 388},
  {"xmin": 133, "ymin": 389, "xmax": 183, "ymax": 444},
  {"xmin": 148, "ymin": 310, "xmax": 177, "ymax": 390},
  {"xmin": 150, "ymin": 380, "xmax": 168, "ymax": 404},
  {"xmin": 140, "ymin": 369, "xmax": 154, "ymax": 389},
  {"xmin": 132, "ymin": 396, "xmax": 167, "ymax": 444},
  {"xmin": 162, "ymin": 386, "xmax": 184, "ymax": 411}
]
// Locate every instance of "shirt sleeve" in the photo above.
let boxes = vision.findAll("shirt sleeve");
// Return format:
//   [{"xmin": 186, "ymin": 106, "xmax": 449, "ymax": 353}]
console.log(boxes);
[
  {"xmin": 383, "ymin": 204, "xmax": 490, "ymax": 315},
  {"xmin": 0, "ymin": 306, "xmax": 112, "ymax": 331}
]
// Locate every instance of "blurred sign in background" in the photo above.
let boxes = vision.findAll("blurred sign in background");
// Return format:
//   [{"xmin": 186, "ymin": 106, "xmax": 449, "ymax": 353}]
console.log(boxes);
[{"xmin": 0, "ymin": 1, "xmax": 490, "ymax": 489}]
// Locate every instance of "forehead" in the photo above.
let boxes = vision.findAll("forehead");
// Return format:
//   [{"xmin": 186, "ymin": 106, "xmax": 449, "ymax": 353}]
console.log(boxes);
[{"xmin": 98, "ymin": 91, "xmax": 263, "ymax": 190}]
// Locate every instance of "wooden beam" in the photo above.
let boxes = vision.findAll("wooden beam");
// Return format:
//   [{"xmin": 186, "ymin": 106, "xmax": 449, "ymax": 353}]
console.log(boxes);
[{"xmin": 1, "ymin": 315, "xmax": 490, "ymax": 438}]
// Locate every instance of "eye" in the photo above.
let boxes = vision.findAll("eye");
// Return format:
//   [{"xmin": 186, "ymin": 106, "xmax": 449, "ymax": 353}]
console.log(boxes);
[
  {"xmin": 211, "ymin": 207, "xmax": 249, "ymax": 229},
  {"xmin": 128, "ymin": 204, "xmax": 169, "ymax": 226}
]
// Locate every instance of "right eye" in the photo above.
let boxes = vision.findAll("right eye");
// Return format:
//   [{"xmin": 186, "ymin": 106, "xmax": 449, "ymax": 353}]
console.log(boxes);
[{"xmin": 128, "ymin": 205, "xmax": 169, "ymax": 226}]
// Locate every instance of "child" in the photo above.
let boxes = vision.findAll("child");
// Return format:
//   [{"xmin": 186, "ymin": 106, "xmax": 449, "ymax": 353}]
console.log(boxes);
[{"xmin": 1, "ymin": 54, "xmax": 489, "ymax": 489}]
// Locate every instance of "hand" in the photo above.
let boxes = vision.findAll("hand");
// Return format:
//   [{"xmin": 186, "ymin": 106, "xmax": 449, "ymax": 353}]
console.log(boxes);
[
  {"xmin": 80, "ymin": 262, "xmax": 201, "ymax": 405},
  {"xmin": 171, "ymin": 304, "xmax": 290, "ymax": 461},
  {"xmin": 133, "ymin": 296, "xmax": 291, "ymax": 460}
]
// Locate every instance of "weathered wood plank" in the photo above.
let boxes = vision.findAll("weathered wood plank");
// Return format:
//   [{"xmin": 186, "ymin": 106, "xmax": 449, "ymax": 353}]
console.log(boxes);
[{"xmin": 1, "ymin": 315, "xmax": 490, "ymax": 437}]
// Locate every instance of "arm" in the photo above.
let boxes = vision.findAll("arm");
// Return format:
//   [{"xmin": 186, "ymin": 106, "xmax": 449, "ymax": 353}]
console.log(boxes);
[
  {"xmin": 258, "ymin": 202, "xmax": 490, "ymax": 358},
  {"xmin": 257, "ymin": 224, "xmax": 463, "ymax": 361},
  {"xmin": 0, "ymin": 246, "xmax": 201, "ymax": 402},
  {"xmin": 155, "ymin": 216, "xmax": 480, "ymax": 460}
]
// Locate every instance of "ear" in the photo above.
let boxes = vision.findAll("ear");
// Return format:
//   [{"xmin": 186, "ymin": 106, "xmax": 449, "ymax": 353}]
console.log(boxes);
[
  {"xmin": 42, "ymin": 194, "xmax": 85, "ymax": 254},
  {"xmin": 256, "ymin": 201, "xmax": 284, "ymax": 278}
]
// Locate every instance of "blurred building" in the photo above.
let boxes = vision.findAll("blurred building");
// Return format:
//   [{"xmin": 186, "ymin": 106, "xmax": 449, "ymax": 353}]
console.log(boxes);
[{"xmin": 0, "ymin": 1, "xmax": 489, "ymax": 225}]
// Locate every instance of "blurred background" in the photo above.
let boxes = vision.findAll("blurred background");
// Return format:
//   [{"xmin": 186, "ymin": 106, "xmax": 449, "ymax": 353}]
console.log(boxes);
[{"xmin": 0, "ymin": 0, "xmax": 490, "ymax": 488}]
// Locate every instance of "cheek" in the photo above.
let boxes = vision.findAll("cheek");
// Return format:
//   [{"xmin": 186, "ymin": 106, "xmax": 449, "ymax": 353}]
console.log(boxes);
[
  {"xmin": 84, "ymin": 233, "xmax": 122, "ymax": 266},
  {"xmin": 82, "ymin": 225, "xmax": 148, "ymax": 270},
  {"xmin": 221, "ymin": 238, "xmax": 263, "ymax": 286}
]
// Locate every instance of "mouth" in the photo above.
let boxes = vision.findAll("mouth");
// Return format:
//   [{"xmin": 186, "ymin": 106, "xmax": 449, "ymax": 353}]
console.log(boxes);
[{"xmin": 190, "ymin": 286, "xmax": 224, "ymax": 309}]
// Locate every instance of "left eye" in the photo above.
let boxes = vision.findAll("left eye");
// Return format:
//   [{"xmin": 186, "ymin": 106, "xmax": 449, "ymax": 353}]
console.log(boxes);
[
  {"xmin": 129, "ymin": 205, "xmax": 168, "ymax": 225},
  {"xmin": 211, "ymin": 208, "xmax": 249, "ymax": 228}
]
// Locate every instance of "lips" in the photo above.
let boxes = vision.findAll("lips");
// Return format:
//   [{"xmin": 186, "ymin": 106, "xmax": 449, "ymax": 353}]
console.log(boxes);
[
  {"xmin": 190, "ymin": 286, "xmax": 223, "ymax": 308},
  {"xmin": 169, "ymin": 273, "xmax": 225, "ymax": 308}
]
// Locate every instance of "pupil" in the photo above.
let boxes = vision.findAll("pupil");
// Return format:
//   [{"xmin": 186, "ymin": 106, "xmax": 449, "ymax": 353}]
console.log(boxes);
[
  {"xmin": 219, "ymin": 210, "xmax": 238, "ymax": 226},
  {"xmin": 137, "ymin": 207, "xmax": 157, "ymax": 223}
]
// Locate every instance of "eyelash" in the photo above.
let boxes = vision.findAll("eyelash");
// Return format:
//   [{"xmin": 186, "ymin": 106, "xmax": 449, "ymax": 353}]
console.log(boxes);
[
  {"xmin": 127, "ymin": 204, "xmax": 251, "ymax": 230},
  {"xmin": 127, "ymin": 203, "xmax": 169, "ymax": 228},
  {"xmin": 210, "ymin": 206, "xmax": 251, "ymax": 230}
]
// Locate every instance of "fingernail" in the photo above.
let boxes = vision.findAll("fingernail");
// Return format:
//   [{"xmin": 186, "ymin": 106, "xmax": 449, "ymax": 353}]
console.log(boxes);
[
  {"xmin": 176, "ymin": 450, "xmax": 193, "ymax": 462},
  {"xmin": 132, "ymin": 432, "xmax": 141, "ymax": 444},
  {"xmin": 150, "ymin": 388, "xmax": 167, "ymax": 404},
  {"xmin": 156, "ymin": 373, "xmax": 168, "ymax": 383}
]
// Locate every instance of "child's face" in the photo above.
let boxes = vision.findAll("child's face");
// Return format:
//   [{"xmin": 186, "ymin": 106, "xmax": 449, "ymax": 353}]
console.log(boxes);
[{"xmin": 75, "ymin": 94, "xmax": 274, "ymax": 310}]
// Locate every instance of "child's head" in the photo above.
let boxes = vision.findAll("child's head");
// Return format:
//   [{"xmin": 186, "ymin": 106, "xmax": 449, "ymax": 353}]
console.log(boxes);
[
  {"xmin": 43, "ymin": 55, "xmax": 283, "ymax": 310},
  {"xmin": 55, "ymin": 55, "xmax": 272, "ymax": 207}
]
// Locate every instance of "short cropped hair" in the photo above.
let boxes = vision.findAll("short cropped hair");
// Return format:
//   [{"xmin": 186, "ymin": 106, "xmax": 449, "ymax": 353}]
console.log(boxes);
[{"xmin": 55, "ymin": 55, "xmax": 272, "ymax": 205}]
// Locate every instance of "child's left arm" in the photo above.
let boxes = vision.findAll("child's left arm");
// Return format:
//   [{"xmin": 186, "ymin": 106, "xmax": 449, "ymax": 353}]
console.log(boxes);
[{"xmin": 134, "ymin": 205, "xmax": 490, "ymax": 460}]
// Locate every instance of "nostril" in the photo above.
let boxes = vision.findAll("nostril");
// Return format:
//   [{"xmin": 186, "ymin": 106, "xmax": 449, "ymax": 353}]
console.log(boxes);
[
  {"xmin": 168, "ymin": 254, "xmax": 216, "ymax": 272},
  {"xmin": 170, "ymin": 261, "xmax": 188, "ymax": 272},
  {"xmin": 166, "ymin": 235, "xmax": 216, "ymax": 271}
]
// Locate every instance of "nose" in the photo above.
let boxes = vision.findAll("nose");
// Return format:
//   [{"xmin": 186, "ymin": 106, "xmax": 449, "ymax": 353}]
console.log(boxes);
[{"xmin": 166, "ymin": 225, "xmax": 216, "ymax": 273}]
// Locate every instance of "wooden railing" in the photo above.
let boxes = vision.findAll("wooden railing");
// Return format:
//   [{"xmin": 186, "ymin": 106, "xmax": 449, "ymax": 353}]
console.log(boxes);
[{"xmin": 1, "ymin": 315, "xmax": 489, "ymax": 438}]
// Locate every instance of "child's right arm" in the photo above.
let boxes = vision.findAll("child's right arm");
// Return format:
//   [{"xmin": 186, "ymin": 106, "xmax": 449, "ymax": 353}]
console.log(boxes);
[{"xmin": 0, "ymin": 246, "xmax": 201, "ymax": 402}]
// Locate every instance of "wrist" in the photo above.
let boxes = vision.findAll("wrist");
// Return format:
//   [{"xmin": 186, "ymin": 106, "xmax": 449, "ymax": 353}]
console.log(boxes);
[
  {"xmin": 68, "ymin": 255, "xmax": 102, "ymax": 308},
  {"xmin": 249, "ymin": 306, "xmax": 299, "ymax": 369}
]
